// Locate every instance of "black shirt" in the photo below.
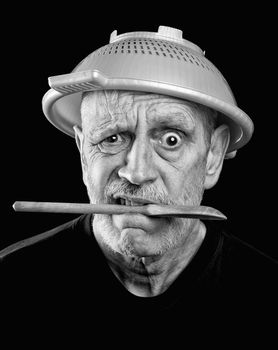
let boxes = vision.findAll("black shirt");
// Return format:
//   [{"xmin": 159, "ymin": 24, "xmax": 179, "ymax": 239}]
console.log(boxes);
[{"xmin": 1, "ymin": 214, "xmax": 277, "ymax": 342}]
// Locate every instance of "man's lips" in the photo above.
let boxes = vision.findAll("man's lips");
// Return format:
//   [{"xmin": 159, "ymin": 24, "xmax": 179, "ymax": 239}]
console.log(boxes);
[
  {"xmin": 111, "ymin": 194, "xmax": 162, "ymax": 207},
  {"xmin": 112, "ymin": 209, "xmax": 166, "ymax": 233},
  {"xmin": 109, "ymin": 194, "xmax": 167, "ymax": 231}
]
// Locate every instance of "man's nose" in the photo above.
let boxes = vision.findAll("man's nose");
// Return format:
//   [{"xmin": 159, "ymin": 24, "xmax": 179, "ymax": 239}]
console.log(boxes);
[{"xmin": 118, "ymin": 139, "xmax": 158, "ymax": 185}]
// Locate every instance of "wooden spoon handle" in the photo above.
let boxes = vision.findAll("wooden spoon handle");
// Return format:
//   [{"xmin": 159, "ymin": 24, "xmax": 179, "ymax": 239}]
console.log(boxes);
[
  {"xmin": 13, "ymin": 201, "xmax": 227, "ymax": 220},
  {"xmin": 13, "ymin": 201, "xmax": 147, "ymax": 215}
]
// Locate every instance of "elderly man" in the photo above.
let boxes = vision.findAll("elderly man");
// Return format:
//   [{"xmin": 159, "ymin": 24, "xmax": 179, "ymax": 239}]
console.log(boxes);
[
  {"xmin": 73, "ymin": 89, "xmax": 228, "ymax": 298},
  {"xmin": 1, "ymin": 27, "xmax": 277, "ymax": 328}
]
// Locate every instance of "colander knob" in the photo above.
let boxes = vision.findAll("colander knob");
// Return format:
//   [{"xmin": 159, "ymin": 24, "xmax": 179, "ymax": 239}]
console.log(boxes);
[{"xmin": 158, "ymin": 26, "xmax": 183, "ymax": 40}]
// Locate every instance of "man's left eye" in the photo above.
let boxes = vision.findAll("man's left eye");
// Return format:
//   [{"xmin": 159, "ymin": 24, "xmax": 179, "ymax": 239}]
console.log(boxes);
[{"xmin": 159, "ymin": 132, "xmax": 182, "ymax": 148}]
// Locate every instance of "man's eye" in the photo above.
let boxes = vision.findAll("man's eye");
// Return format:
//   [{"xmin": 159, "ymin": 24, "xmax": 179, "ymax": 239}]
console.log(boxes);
[
  {"xmin": 98, "ymin": 133, "xmax": 129, "ymax": 154},
  {"xmin": 159, "ymin": 132, "xmax": 182, "ymax": 148},
  {"xmin": 103, "ymin": 134, "xmax": 122, "ymax": 144}
]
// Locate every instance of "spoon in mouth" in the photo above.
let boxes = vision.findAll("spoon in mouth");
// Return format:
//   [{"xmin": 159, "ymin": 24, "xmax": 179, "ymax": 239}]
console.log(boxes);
[
  {"xmin": 13, "ymin": 201, "xmax": 227, "ymax": 220},
  {"xmin": 0, "ymin": 201, "xmax": 227, "ymax": 261}
]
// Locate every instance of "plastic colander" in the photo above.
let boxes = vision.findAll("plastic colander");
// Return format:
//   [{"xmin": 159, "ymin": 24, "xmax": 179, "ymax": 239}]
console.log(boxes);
[{"xmin": 42, "ymin": 26, "xmax": 254, "ymax": 158}]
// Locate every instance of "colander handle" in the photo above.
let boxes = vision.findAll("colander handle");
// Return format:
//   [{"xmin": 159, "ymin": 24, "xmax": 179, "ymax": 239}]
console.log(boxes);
[{"xmin": 225, "ymin": 150, "xmax": 237, "ymax": 159}]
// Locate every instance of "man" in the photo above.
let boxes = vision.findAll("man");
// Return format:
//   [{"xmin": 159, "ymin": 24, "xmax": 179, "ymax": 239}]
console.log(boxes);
[
  {"xmin": 73, "ymin": 89, "xmax": 229, "ymax": 299},
  {"xmin": 1, "ymin": 26, "xmax": 277, "ymax": 332}
]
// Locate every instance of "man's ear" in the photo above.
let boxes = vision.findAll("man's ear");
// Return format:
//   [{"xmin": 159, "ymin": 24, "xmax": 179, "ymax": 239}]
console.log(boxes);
[
  {"xmin": 73, "ymin": 125, "xmax": 83, "ymax": 152},
  {"xmin": 73, "ymin": 125, "xmax": 88, "ymax": 187},
  {"xmin": 204, "ymin": 125, "xmax": 230, "ymax": 189}
]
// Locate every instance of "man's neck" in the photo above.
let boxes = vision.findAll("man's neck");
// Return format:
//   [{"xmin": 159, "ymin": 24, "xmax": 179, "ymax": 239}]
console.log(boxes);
[{"xmin": 94, "ymin": 220, "xmax": 206, "ymax": 297}]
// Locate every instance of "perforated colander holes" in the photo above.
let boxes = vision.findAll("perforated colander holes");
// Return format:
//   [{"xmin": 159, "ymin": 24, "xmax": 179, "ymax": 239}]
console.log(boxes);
[{"xmin": 96, "ymin": 39, "xmax": 218, "ymax": 75}]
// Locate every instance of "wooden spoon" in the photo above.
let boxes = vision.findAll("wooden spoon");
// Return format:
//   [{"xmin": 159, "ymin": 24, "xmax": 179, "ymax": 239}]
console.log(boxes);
[{"xmin": 13, "ymin": 201, "xmax": 227, "ymax": 220}]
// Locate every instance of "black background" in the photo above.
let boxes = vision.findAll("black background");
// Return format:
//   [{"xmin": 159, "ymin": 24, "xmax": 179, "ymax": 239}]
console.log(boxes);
[{"xmin": 2, "ymin": 5, "xmax": 277, "ymax": 260}]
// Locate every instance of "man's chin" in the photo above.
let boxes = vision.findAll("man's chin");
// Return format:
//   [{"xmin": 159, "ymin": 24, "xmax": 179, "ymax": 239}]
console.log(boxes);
[
  {"xmin": 118, "ymin": 227, "xmax": 161, "ymax": 257},
  {"xmin": 93, "ymin": 213, "xmax": 186, "ymax": 258}
]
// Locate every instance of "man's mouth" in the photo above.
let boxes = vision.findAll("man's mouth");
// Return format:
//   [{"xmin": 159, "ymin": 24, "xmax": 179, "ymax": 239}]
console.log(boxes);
[{"xmin": 111, "ymin": 195, "xmax": 159, "ymax": 207}]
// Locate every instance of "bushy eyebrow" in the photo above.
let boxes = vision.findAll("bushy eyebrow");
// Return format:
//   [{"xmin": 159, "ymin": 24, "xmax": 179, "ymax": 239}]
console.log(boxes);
[
  {"xmin": 147, "ymin": 112, "xmax": 196, "ymax": 132},
  {"xmin": 88, "ymin": 119, "xmax": 126, "ymax": 144}
]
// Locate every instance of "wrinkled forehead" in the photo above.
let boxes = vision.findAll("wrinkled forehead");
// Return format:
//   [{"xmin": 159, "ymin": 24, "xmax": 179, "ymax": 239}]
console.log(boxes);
[
  {"xmin": 80, "ymin": 90, "xmax": 204, "ymax": 129},
  {"xmin": 81, "ymin": 89, "xmax": 188, "ymax": 111}
]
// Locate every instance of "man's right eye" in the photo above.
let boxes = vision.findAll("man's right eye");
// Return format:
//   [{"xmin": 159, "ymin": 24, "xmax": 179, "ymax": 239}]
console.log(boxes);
[
  {"xmin": 97, "ymin": 133, "xmax": 130, "ymax": 154},
  {"xmin": 103, "ymin": 134, "xmax": 121, "ymax": 143}
]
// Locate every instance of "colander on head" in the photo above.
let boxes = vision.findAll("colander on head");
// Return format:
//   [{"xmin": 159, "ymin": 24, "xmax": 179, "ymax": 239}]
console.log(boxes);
[{"xmin": 42, "ymin": 25, "xmax": 254, "ymax": 158}]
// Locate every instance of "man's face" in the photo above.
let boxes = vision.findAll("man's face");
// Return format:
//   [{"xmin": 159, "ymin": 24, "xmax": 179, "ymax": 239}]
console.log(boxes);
[{"xmin": 77, "ymin": 91, "xmax": 211, "ymax": 257}]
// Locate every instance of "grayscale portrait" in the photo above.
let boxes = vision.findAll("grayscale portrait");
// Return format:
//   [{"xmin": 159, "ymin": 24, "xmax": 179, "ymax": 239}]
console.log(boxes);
[{"xmin": 2, "ymin": 24, "xmax": 277, "ymax": 342}]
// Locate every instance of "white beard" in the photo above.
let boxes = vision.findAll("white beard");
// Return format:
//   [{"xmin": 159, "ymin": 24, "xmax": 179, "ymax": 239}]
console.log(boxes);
[
  {"xmin": 92, "ymin": 213, "xmax": 197, "ymax": 257},
  {"xmin": 87, "ymin": 160, "xmax": 206, "ymax": 258}
]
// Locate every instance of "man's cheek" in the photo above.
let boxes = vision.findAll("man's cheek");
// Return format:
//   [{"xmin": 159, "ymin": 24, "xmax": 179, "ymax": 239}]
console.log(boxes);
[
  {"xmin": 85, "ymin": 158, "xmax": 113, "ymax": 202},
  {"xmin": 167, "ymin": 162, "xmax": 206, "ymax": 204}
]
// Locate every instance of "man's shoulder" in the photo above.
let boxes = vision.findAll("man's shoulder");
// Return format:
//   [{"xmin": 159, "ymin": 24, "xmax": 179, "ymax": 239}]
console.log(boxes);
[
  {"xmin": 215, "ymin": 227, "xmax": 278, "ymax": 292},
  {"xmin": 220, "ymin": 229, "xmax": 277, "ymax": 268},
  {"xmin": 0, "ymin": 214, "xmax": 93, "ymax": 264},
  {"xmin": 206, "ymin": 222, "xmax": 277, "ymax": 266}
]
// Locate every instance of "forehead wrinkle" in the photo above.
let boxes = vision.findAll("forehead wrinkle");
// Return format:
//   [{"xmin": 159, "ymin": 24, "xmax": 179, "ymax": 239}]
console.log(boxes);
[
  {"xmin": 81, "ymin": 91, "xmax": 131, "ymax": 137},
  {"xmin": 81, "ymin": 91, "xmax": 202, "ymax": 137},
  {"xmin": 146, "ymin": 102, "xmax": 197, "ymax": 131}
]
